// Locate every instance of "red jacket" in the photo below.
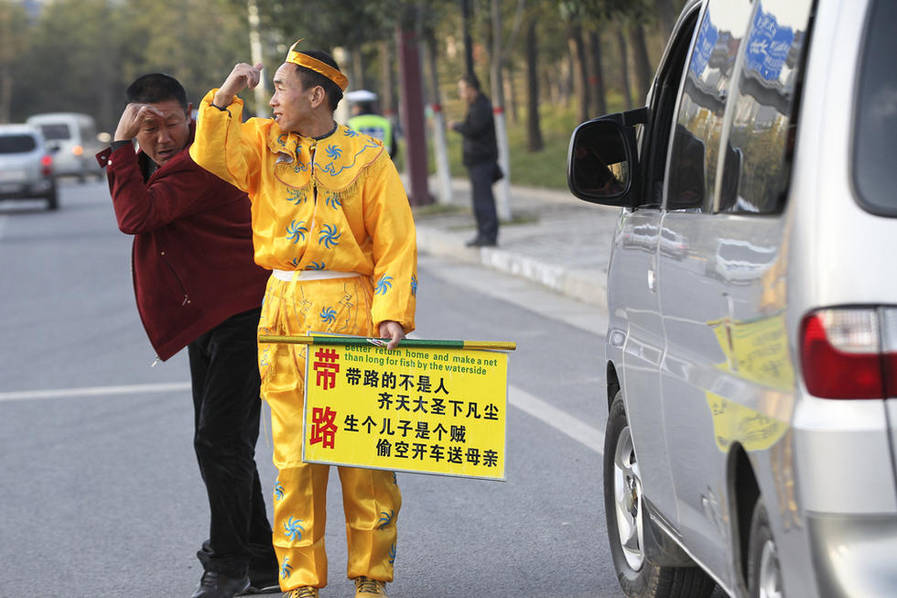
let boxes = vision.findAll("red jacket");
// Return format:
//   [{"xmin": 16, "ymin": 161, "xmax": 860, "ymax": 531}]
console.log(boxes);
[{"xmin": 96, "ymin": 139, "xmax": 269, "ymax": 361}]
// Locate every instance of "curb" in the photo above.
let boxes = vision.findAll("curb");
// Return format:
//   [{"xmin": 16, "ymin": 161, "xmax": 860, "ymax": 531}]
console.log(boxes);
[{"xmin": 416, "ymin": 224, "xmax": 607, "ymax": 310}]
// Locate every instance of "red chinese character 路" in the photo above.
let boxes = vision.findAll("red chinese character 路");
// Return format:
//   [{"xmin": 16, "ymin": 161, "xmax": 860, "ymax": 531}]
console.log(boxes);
[{"xmin": 310, "ymin": 406, "xmax": 338, "ymax": 449}]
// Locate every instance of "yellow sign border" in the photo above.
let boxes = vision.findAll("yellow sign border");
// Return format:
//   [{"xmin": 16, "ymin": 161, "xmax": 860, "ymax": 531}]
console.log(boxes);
[{"xmin": 300, "ymin": 335, "xmax": 508, "ymax": 481}]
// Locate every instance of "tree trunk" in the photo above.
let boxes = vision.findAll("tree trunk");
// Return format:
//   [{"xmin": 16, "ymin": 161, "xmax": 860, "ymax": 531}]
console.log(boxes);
[
  {"xmin": 396, "ymin": 20, "xmax": 431, "ymax": 205},
  {"xmin": 544, "ymin": 65, "xmax": 558, "ymax": 106},
  {"xmin": 0, "ymin": 66, "xmax": 11, "ymax": 123},
  {"xmin": 629, "ymin": 23, "xmax": 652, "ymax": 104},
  {"xmin": 425, "ymin": 28, "xmax": 453, "ymax": 204},
  {"xmin": 424, "ymin": 30, "xmax": 441, "ymax": 108},
  {"xmin": 490, "ymin": 0, "xmax": 511, "ymax": 220},
  {"xmin": 100, "ymin": 8, "xmax": 118, "ymax": 131},
  {"xmin": 0, "ymin": 3, "xmax": 23, "ymax": 123},
  {"xmin": 525, "ymin": 17, "xmax": 543, "ymax": 152},
  {"xmin": 351, "ymin": 46, "xmax": 365, "ymax": 90},
  {"xmin": 564, "ymin": 49, "xmax": 574, "ymax": 106},
  {"xmin": 655, "ymin": 0, "xmax": 677, "ymax": 37},
  {"xmin": 490, "ymin": 0, "xmax": 505, "ymax": 115},
  {"xmin": 379, "ymin": 40, "xmax": 396, "ymax": 117},
  {"xmin": 505, "ymin": 62, "xmax": 517, "ymax": 124},
  {"xmin": 616, "ymin": 28, "xmax": 633, "ymax": 109},
  {"xmin": 568, "ymin": 23, "xmax": 590, "ymax": 123},
  {"xmin": 588, "ymin": 30, "xmax": 607, "ymax": 116},
  {"xmin": 461, "ymin": 0, "xmax": 475, "ymax": 76}
]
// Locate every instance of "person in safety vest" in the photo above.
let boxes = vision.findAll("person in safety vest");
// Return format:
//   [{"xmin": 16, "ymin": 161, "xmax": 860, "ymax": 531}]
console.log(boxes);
[
  {"xmin": 96, "ymin": 73, "xmax": 279, "ymax": 598},
  {"xmin": 189, "ymin": 41, "xmax": 416, "ymax": 598},
  {"xmin": 345, "ymin": 89, "xmax": 398, "ymax": 160}
]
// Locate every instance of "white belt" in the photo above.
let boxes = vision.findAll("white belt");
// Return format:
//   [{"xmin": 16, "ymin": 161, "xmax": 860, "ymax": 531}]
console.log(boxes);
[{"xmin": 272, "ymin": 269, "xmax": 361, "ymax": 282}]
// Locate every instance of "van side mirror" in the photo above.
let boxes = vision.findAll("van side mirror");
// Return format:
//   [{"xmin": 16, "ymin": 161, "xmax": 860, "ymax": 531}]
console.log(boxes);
[{"xmin": 567, "ymin": 108, "xmax": 646, "ymax": 206}]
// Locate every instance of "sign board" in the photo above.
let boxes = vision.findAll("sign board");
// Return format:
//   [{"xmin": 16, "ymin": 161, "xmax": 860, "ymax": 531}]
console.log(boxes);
[
  {"xmin": 745, "ymin": 3, "xmax": 794, "ymax": 82},
  {"xmin": 690, "ymin": 11, "xmax": 719, "ymax": 78},
  {"xmin": 302, "ymin": 340, "xmax": 508, "ymax": 481}
]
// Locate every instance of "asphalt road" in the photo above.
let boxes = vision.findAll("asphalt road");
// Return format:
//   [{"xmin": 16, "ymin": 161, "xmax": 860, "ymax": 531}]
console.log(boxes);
[{"xmin": 0, "ymin": 179, "xmax": 622, "ymax": 597}]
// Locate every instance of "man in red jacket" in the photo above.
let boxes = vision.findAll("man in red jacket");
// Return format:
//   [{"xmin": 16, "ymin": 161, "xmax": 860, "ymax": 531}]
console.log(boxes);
[{"xmin": 97, "ymin": 74, "xmax": 278, "ymax": 598}]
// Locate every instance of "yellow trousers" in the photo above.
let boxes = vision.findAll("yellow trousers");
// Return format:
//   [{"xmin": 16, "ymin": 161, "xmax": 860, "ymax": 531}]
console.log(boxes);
[{"xmin": 258, "ymin": 275, "xmax": 401, "ymax": 590}]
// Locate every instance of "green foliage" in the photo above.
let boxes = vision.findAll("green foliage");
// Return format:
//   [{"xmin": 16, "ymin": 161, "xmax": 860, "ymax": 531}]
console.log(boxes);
[
  {"xmin": 120, "ymin": 0, "xmax": 249, "ymax": 104},
  {"xmin": 437, "ymin": 103, "xmax": 581, "ymax": 190},
  {"xmin": 7, "ymin": 0, "xmax": 249, "ymax": 131},
  {"xmin": 256, "ymin": 0, "xmax": 399, "ymax": 50},
  {"xmin": 11, "ymin": 0, "xmax": 122, "ymax": 127},
  {"xmin": 435, "ymin": 78, "xmax": 635, "ymax": 191},
  {"xmin": 0, "ymin": 1, "xmax": 28, "ymax": 64},
  {"xmin": 0, "ymin": 1, "xmax": 29, "ymax": 121},
  {"xmin": 571, "ymin": 0, "xmax": 655, "ymax": 21},
  {"xmin": 5, "ymin": 0, "xmax": 675, "ymax": 179}
]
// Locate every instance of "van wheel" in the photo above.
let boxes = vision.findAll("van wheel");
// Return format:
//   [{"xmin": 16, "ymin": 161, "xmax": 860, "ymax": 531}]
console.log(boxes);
[
  {"xmin": 747, "ymin": 499, "xmax": 783, "ymax": 598},
  {"xmin": 604, "ymin": 390, "xmax": 716, "ymax": 598}
]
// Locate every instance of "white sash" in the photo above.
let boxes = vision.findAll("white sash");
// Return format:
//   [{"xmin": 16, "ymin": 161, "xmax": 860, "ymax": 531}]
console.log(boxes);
[{"xmin": 271, "ymin": 269, "xmax": 361, "ymax": 282}]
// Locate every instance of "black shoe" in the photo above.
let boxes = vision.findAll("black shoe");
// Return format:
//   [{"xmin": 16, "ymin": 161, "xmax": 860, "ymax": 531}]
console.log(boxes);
[
  {"xmin": 191, "ymin": 570, "xmax": 251, "ymax": 598},
  {"xmin": 465, "ymin": 236, "xmax": 483, "ymax": 247},
  {"xmin": 240, "ymin": 569, "xmax": 280, "ymax": 595}
]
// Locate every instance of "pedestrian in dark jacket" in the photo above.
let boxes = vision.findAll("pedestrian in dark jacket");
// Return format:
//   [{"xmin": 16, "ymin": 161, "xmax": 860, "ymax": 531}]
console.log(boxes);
[
  {"xmin": 449, "ymin": 73, "xmax": 500, "ymax": 247},
  {"xmin": 96, "ymin": 73, "xmax": 278, "ymax": 598}
]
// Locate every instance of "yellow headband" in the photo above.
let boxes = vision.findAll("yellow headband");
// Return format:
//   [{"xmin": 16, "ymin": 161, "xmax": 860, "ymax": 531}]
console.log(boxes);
[{"xmin": 286, "ymin": 39, "xmax": 348, "ymax": 92}]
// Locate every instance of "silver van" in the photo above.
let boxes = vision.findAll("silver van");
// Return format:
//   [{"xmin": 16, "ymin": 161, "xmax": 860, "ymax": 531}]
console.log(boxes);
[
  {"xmin": 567, "ymin": 0, "xmax": 896, "ymax": 597},
  {"xmin": 26, "ymin": 112, "xmax": 104, "ymax": 181}
]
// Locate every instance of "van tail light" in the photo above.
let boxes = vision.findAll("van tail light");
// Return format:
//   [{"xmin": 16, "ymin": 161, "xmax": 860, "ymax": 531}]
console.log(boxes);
[
  {"xmin": 40, "ymin": 154, "xmax": 53, "ymax": 177},
  {"xmin": 72, "ymin": 144, "xmax": 83, "ymax": 156},
  {"xmin": 800, "ymin": 308, "xmax": 897, "ymax": 399}
]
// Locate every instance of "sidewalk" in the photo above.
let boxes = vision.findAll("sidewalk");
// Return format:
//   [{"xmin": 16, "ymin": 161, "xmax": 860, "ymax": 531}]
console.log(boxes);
[{"xmin": 412, "ymin": 177, "xmax": 618, "ymax": 309}]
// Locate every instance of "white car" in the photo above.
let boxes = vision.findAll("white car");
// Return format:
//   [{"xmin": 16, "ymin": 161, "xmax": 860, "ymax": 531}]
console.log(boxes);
[
  {"xmin": 568, "ymin": 0, "xmax": 897, "ymax": 596},
  {"xmin": 0, "ymin": 124, "xmax": 58, "ymax": 210}
]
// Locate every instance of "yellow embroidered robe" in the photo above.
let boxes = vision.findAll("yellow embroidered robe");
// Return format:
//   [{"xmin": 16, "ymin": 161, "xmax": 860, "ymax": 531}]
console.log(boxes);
[{"xmin": 189, "ymin": 90, "xmax": 416, "ymax": 331}]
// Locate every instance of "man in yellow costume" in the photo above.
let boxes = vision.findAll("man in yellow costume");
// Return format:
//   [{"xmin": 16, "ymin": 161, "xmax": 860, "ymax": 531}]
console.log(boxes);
[{"xmin": 189, "ymin": 42, "xmax": 416, "ymax": 598}]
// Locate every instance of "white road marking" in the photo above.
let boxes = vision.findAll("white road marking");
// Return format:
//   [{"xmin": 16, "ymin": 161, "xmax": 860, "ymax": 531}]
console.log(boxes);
[
  {"xmin": 0, "ymin": 382, "xmax": 190, "ymax": 402},
  {"xmin": 509, "ymin": 384, "xmax": 604, "ymax": 454},
  {"xmin": 0, "ymin": 380, "xmax": 605, "ymax": 455}
]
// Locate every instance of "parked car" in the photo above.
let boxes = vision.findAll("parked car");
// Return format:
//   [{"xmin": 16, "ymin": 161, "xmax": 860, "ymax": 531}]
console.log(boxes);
[
  {"xmin": 0, "ymin": 124, "xmax": 58, "ymax": 210},
  {"xmin": 25, "ymin": 112, "xmax": 104, "ymax": 181},
  {"xmin": 568, "ymin": 0, "xmax": 896, "ymax": 597}
]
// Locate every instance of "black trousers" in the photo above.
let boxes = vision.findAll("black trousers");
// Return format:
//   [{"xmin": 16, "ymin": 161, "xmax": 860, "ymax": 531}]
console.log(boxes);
[
  {"xmin": 467, "ymin": 161, "xmax": 500, "ymax": 243},
  {"xmin": 188, "ymin": 307, "xmax": 276, "ymax": 579}
]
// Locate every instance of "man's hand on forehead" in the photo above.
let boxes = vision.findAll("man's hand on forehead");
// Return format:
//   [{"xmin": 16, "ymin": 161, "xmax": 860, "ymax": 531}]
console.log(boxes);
[
  {"xmin": 148, "ymin": 106, "xmax": 187, "ymax": 123},
  {"xmin": 114, "ymin": 103, "xmax": 170, "ymax": 141},
  {"xmin": 135, "ymin": 103, "xmax": 168, "ymax": 122}
]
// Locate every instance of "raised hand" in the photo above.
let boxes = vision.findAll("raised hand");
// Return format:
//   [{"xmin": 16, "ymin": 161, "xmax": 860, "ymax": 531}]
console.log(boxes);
[
  {"xmin": 213, "ymin": 62, "xmax": 264, "ymax": 108},
  {"xmin": 114, "ymin": 103, "xmax": 165, "ymax": 142}
]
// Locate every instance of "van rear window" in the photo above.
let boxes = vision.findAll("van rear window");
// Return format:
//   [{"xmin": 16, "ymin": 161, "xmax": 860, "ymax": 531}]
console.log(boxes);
[
  {"xmin": 39, "ymin": 124, "xmax": 71, "ymax": 141},
  {"xmin": 0, "ymin": 134, "xmax": 37, "ymax": 153},
  {"xmin": 853, "ymin": 0, "xmax": 897, "ymax": 216}
]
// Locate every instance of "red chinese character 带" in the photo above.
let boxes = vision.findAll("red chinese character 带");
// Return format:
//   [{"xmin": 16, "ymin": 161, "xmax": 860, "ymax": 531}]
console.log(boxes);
[
  {"xmin": 313, "ymin": 348, "xmax": 340, "ymax": 390},
  {"xmin": 310, "ymin": 406, "xmax": 338, "ymax": 449}
]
